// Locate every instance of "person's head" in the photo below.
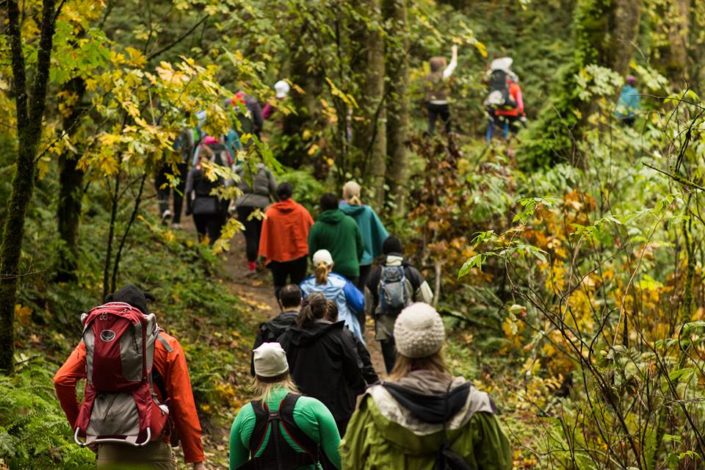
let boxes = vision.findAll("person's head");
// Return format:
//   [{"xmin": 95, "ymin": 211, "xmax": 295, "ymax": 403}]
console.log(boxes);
[
  {"xmin": 105, "ymin": 284, "xmax": 154, "ymax": 315},
  {"xmin": 429, "ymin": 56, "xmax": 447, "ymax": 73},
  {"xmin": 626, "ymin": 75, "xmax": 637, "ymax": 86},
  {"xmin": 278, "ymin": 284, "xmax": 302, "ymax": 311},
  {"xmin": 320, "ymin": 193, "xmax": 339, "ymax": 212},
  {"xmin": 390, "ymin": 303, "xmax": 447, "ymax": 381},
  {"xmin": 274, "ymin": 80, "xmax": 290, "ymax": 99},
  {"xmin": 252, "ymin": 342, "xmax": 297, "ymax": 401},
  {"xmin": 313, "ymin": 249, "xmax": 334, "ymax": 285},
  {"xmin": 382, "ymin": 236, "xmax": 403, "ymax": 256},
  {"xmin": 277, "ymin": 182, "xmax": 293, "ymax": 201},
  {"xmin": 325, "ymin": 299, "xmax": 339, "ymax": 322},
  {"xmin": 342, "ymin": 181, "xmax": 362, "ymax": 205},
  {"xmin": 296, "ymin": 292, "xmax": 328, "ymax": 327}
]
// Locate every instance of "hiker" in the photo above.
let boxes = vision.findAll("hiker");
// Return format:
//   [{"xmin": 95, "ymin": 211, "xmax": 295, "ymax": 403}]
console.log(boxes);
[
  {"xmin": 308, "ymin": 193, "xmax": 364, "ymax": 284},
  {"xmin": 230, "ymin": 90, "xmax": 264, "ymax": 140},
  {"xmin": 616, "ymin": 75, "xmax": 640, "ymax": 127},
  {"xmin": 230, "ymin": 342, "xmax": 341, "ymax": 470},
  {"xmin": 234, "ymin": 162, "xmax": 277, "ymax": 274},
  {"xmin": 185, "ymin": 138, "xmax": 231, "ymax": 245},
  {"xmin": 300, "ymin": 249, "xmax": 365, "ymax": 343},
  {"xmin": 262, "ymin": 80, "xmax": 290, "ymax": 120},
  {"xmin": 339, "ymin": 181, "xmax": 388, "ymax": 292},
  {"xmin": 54, "ymin": 285, "xmax": 205, "ymax": 470},
  {"xmin": 325, "ymin": 299, "xmax": 379, "ymax": 386},
  {"xmin": 484, "ymin": 57, "xmax": 525, "ymax": 142},
  {"xmin": 259, "ymin": 182, "xmax": 313, "ymax": 294},
  {"xmin": 279, "ymin": 293, "xmax": 366, "ymax": 435},
  {"xmin": 424, "ymin": 45, "xmax": 458, "ymax": 135},
  {"xmin": 157, "ymin": 118, "xmax": 202, "ymax": 228},
  {"xmin": 250, "ymin": 284, "xmax": 303, "ymax": 376},
  {"xmin": 340, "ymin": 303, "xmax": 512, "ymax": 469},
  {"xmin": 367, "ymin": 235, "xmax": 434, "ymax": 373}
]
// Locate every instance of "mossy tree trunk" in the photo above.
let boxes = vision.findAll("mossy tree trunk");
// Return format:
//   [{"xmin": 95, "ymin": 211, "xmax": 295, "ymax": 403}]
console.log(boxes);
[{"xmin": 0, "ymin": 0, "xmax": 58, "ymax": 374}]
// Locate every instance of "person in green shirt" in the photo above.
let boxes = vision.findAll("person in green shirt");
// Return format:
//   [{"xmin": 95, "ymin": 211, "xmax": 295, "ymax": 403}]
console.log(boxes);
[
  {"xmin": 229, "ymin": 342, "xmax": 342, "ymax": 470},
  {"xmin": 340, "ymin": 303, "xmax": 513, "ymax": 470}
]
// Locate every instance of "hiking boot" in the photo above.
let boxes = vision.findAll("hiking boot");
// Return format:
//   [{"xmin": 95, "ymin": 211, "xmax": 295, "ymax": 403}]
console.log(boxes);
[
  {"xmin": 161, "ymin": 210, "xmax": 172, "ymax": 225},
  {"xmin": 171, "ymin": 223, "xmax": 182, "ymax": 230}
]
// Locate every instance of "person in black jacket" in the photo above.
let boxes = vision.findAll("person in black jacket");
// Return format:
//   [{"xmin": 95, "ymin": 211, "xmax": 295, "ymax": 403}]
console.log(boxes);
[
  {"xmin": 250, "ymin": 284, "xmax": 302, "ymax": 376},
  {"xmin": 184, "ymin": 141, "xmax": 230, "ymax": 245},
  {"xmin": 367, "ymin": 236, "xmax": 434, "ymax": 373},
  {"xmin": 324, "ymin": 299, "xmax": 379, "ymax": 386},
  {"xmin": 279, "ymin": 293, "xmax": 366, "ymax": 435}
]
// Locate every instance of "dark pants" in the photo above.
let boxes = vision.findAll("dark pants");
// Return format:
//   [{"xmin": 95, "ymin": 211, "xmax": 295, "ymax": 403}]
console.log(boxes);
[
  {"xmin": 380, "ymin": 338, "xmax": 397, "ymax": 374},
  {"xmin": 355, "ymin": 264, "xmax": 372, "ymax": 333},
  {"xmin": 193, "ymin": 212, "xmax": 225, "ymax": 245},
  {"xmin": 269, "ymin": 256, "xmax": 308, "ymax": 295},
  {"xmin": 427, "ymin": 102, "xmax": 451, "ymax": 134},
  {"xmin": 155, "ymin": 163, "xmax": 188, "ymax": 224},
  {"xmin": 237, "ymin": 206, "xmax": 264, "ymax": 263}
]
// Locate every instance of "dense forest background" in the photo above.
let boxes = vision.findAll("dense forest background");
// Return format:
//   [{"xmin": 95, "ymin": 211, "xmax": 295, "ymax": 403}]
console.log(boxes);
[{"xmin": 3, "ymin": 0, "xmax": 705, "ymax": 468}]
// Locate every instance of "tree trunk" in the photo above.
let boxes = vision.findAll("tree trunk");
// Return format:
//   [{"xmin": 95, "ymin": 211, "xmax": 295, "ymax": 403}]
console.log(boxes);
[
  {"xmin": 384, "ymin": 0, "xmax": 410, "ymax": 215},
  {"xmin": 0, "ymin": 0, "xmax": 57, "ymax": 374},
  {"xmin": 55, "ymin": 78, "xmax": 87, "ymax": 283},
  {"xmin": 362, "ymin": 0, "xmax": 387, "ymax": 207},
  {"xmin": 666, "ymin": 0, "xmax": 690, "ymax": 86},
  {"xmin": 610, "ymin": 0, "xmax": 643, "ymax": 76}
]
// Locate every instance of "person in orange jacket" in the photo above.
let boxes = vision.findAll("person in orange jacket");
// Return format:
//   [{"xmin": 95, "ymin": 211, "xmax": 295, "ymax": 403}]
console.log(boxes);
[
  {"xmin": 53, "ymin": 285, "xmax": 205, "ymax": 470},
  {"xmin": 258, "ymin": 182, "xmax": 314, "ymax": 296},
  {"xmin": 485, "ymin": 57, "xmax": 526, "ymax": 141}
]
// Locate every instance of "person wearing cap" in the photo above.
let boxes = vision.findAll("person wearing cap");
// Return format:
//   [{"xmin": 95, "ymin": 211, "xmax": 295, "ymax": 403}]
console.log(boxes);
[
  {"xmin": 300, "ymin": 249, "xmax": 365, "ymax": 343},
  {"xmin": 616, "ymin": 75, "xmax": 640, "ymax": 127},
  {"xmin": 279, "ymin": 293, "xmax": 366, "ymax": 435},
  {"xmin": 230, "ymin": 342, "xmax": 342, "ymax": 469},
  {"xmin": 485, "ymin": 57, "xmax": 525, "ymax": 142},
  {"xmin": 262, "ymin": 80, "xmax": 290, "ymax": 120},
  {"xmin": 424, "ymin": 45, "xmax": 459, "ymax": 135},
  {"xmin": 54, "ymin": 285, "xmax": 206, "ymax": 470},
  {"xmin": 258, "ymin": 182, "xmax": 314, "ymax": 294},
  {"xmin": 308, "ymin": 193, "xmax": 364, "ymax": 284},
  {"xmin": 340, "ymin": 303, "xmax": 512, "ymax": 469},
  {"xmin": 367, "ymin": 235, "xmax": 434, "ymax": 373},
  {"xmin": 339, "ymin": 181, "xmax": 388, "ymax": 293}
]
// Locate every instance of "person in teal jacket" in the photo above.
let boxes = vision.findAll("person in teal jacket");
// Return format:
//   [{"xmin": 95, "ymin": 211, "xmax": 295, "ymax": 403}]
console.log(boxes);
[
  {"xmin": 615, "ymin": 75, "xmax": 640, "ymax": 127},
  {"xmin": 309, "ymin": 193, "xmax": 364, "ymax": 283},
  {"xmin": 230, "ymin": 342, "xmax": 341, "ymax": 470},
  {"xmin": 340, "ymin": 303, "xmax": 512, "ymax": 470}
]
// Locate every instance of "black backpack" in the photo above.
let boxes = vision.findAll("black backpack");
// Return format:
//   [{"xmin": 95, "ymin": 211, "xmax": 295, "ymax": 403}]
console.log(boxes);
[
  {"xmin": 376, "ymin": 265, "xmax": 412, "ymax": 316},
  {"xmin": 484, "ymin": 69, "xmax": 516, "ymax": 111},
  {"xmin": 239, "ymin": 393, "xmax": 324, "ymax": 470}
]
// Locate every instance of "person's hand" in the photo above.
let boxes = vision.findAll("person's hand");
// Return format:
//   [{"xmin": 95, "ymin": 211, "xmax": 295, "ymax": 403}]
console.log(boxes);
[
  {"xmin": 452, "ymin": 44, "xmax": 458, "ymax": 54},
  {"xmin": 192, "ymin": 462, "xmax": 206, "ymax": 470}
]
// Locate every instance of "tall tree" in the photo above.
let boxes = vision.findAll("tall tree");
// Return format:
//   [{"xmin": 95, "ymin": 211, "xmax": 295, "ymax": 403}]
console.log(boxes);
[
  {"xmin": 1, "ymin": 0, "xmax": 59, "ymax": 373},
  {"xmin": 384, "ymin": 0, "xmax": 410, "ymax": 214}
]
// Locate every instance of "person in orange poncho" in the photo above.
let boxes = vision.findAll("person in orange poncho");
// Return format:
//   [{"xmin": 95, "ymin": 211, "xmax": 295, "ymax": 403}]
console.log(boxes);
[{"xmin": 259, "ymin": 182, "xmax": 314, "ymax": 296}]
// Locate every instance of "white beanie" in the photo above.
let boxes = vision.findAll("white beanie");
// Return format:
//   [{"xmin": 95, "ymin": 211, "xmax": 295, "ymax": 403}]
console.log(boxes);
[
  {"xmin": 312, "ymin": 249, "xmax": 334, "ymax": 267},
  {"xmin": 274, "ymin": 80, "xmax": 290, "ymax": 99},
  {"xmin": 394, "ymin": 303, "xmax": 445, "ymax": 359},
  {"xmin": 253, "ymin": 343, "xmax": 289, "ymax": 378}
]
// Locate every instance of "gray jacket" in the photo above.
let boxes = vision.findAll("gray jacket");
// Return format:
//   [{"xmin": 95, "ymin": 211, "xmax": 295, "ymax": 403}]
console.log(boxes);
[{"xmin": 235, "ymin": 163, "xmax": 276, "ymax": 208}]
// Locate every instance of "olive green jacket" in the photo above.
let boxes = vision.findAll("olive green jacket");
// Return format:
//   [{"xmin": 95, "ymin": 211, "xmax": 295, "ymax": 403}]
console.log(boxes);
[{"xmin": 340, "ymin": 373, "xmax": 512, "ymax": 470}]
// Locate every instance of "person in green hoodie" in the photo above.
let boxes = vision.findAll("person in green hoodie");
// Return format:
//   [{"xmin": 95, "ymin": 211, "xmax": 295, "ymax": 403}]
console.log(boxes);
[
  {"xmin": 340, "ymin": 303, "xmax": 512, "ymax": 470},
  {"xmin": 308, "ymin": 193, "xmax": 364, "ymax": 284},
  {"xmin": 230, "ymin": 342, "xmax": 341, "ymax": 470}
]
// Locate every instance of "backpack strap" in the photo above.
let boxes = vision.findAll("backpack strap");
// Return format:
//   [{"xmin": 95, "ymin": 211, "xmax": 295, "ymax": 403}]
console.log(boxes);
[
  {"xmin": 278, "ymin": 394, "xmax": 318, "ymax": 456},
  {"xmin": 249, "ymin": 400, "xmax": 270, "ymax": 457}
]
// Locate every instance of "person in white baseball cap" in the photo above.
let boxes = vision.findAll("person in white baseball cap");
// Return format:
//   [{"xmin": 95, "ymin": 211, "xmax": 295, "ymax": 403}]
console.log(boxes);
[
  {"xmin": 229, "ymin": 342, "xmax": 343, "ymax": 469},
  {"xmin": 341, "ymin": 303, "xmax": 512, "ymax": 469},
  {"xmin": 263, "ymin": 80, "xmax": 291, "ymax": 120}
]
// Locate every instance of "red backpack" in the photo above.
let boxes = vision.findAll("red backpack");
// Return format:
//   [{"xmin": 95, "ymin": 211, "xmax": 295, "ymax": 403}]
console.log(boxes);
[{"xmin": 73, "ymin": 302, "xmax": 169, "ymax": 447}]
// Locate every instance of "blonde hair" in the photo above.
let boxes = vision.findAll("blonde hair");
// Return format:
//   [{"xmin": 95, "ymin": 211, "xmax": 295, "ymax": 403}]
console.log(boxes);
[
  {"xmin": 388, "ymin": 351, "xmax": 447, "ymax": 382},
  {"xmin": 253, "ymin": 374, "xmax": 298, "ymax": 403},
  {"xmin": 342, "ymin": 181, "xmax": 362, "ymax": 206},
  {"xmin": 315, "ymin": 261, "xmax": 331, "ymax": 285}
]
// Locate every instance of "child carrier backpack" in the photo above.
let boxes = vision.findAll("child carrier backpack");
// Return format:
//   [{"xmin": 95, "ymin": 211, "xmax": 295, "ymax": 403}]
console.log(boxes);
[
  {"xmin": 484, "ymin": 69, "xmax": 516, "ymax": 111},
  {"xmin": 376, "ymin": 265, "xmax": 412, "ymax": 316},
  {"xmin": 73, "ymin": 302, "xmax": 169, "ymax": 447},
  {"xmin": 240, "ymin": 393, "xmax": 322, "ymax": 470}
]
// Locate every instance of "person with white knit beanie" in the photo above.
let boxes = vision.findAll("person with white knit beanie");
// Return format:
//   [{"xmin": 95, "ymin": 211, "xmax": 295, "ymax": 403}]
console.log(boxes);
[{"xmin": 341, "ymin": 303, "xmax": 512, "ymax": 469}]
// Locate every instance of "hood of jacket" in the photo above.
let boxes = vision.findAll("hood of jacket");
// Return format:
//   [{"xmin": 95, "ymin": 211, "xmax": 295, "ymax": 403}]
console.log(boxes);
[
  {"xmin": 339, "ymin": 203, "xmax": 367, "ymax": 217},
  {"xmin": 269, "ymin": 198, "xmax": 298, "ymax": 214},
  {"xmin": 282, "ymin": 320, "xmax": 345, "ymax": 347},
  {"xmin": 317, "ymin": 209, "xmax": 346, "ymax": 225},
  {"xmin": 366, "ymin": 370, "xmax": 495, "ymax": 453}
]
